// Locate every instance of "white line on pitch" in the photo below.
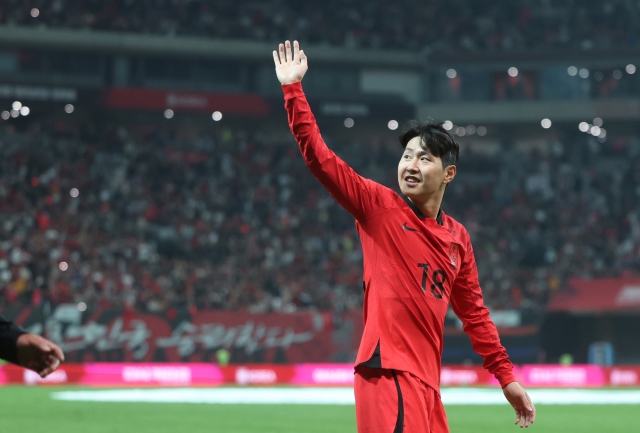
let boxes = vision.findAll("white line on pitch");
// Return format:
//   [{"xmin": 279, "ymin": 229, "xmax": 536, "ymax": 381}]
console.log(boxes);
[
  {"xmin": 51, "ymin": 387, "xmax": 640, "ymax": 405},
  {"xmin": 52, "ymin": 388, "xmax": 356, "ymax": 405}
]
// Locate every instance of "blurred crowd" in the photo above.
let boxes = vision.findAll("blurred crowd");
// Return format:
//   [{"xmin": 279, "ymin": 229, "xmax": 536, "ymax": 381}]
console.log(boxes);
[
  {"xmin": 0, "ymin": 119, "xmax": 639, "ymax": 318},
  {"xmin": 2, "ymin": 0, "xmax": 640, "ymax": 53},
  {"xmin": 450, "ymin": 135, "xmax": 640, "ymax": 315},
  {"xmin": 0, "ymin": 120, "xmax": 366, "ymax": 315}
]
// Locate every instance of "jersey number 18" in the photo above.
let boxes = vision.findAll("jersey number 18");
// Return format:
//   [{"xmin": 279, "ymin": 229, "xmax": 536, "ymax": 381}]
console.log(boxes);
[{"xmin": 417, "ymin": 263, "xmax": 447, "ymax": 299}]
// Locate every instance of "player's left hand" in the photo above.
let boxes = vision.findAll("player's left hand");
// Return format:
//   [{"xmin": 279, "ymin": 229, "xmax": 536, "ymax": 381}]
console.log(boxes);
[
  {"xmin": 16, "ymin": 333, "xmax": 65, "ymax": 378},
  {"xmin": 503, "ymin": 381, "xmax": 535, "ymax": 428}
]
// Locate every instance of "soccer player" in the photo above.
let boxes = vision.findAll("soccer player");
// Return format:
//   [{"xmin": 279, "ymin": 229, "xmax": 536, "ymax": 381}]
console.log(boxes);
[{"xmin": 273, "ymin": 40, "xmax": 536, "ymax": 431}]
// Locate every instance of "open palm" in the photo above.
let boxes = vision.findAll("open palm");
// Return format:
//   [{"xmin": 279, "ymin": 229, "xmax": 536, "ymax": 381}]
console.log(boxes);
[{"xmin": 273, "ymin": 40, "xmax": 308, "ymax": 85}]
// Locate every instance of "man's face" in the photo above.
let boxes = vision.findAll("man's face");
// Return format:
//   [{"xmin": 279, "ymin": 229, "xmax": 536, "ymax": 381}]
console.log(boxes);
[{"xmin": 398, "ymin": 136, "xmax": 452, "ymax": 199}]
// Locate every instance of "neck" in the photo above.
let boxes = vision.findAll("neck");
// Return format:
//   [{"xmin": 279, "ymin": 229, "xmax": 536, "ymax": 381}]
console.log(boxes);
[{"xmin": 408, "ymin": 190, "xmax": 444, "ymax": 220}]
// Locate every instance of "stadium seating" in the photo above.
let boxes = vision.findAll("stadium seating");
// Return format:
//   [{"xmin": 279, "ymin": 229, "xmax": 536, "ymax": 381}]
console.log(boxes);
[
  {"xmin": 1, "ymin": 120, "xmax": 638, "ymax": 317},
  {"xmin": 2, "ymin": 0, "xmax": 639, "ymax": 53}
]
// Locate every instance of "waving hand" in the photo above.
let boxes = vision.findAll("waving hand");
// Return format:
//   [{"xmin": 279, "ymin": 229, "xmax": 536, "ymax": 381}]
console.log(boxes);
[{"xmin": 273, "ymin": 40, "xmax": 308, "ymax": 85}]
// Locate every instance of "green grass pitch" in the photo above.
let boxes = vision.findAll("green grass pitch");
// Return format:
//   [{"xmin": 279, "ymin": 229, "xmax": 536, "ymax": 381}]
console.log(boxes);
[{"xmin": 0, "ymin": 386, "xmax": 639, "ymax": 433}]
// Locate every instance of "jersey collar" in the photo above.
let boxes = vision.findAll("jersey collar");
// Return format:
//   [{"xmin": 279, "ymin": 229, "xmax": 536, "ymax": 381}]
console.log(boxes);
[{"xmin": 403, "ymin": 196, "xmax": 443, "ymax": 226}]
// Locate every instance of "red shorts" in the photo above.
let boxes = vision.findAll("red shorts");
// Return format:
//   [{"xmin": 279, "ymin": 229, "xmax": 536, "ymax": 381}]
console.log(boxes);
[{"xmin": 354, "ymin": 366, "xmax": 449, "ymax": 433}]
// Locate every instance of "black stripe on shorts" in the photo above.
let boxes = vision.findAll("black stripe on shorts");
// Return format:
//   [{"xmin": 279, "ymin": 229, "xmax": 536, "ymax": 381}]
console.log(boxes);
[{"xmin": 392, "ymin": 371, "xmax": 404, "ymax": 433}]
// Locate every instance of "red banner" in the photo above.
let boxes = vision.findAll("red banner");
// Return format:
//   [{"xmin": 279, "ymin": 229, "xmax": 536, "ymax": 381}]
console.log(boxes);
[
  {"xmin": 104, "ymin": 87, "xmax": 270, "ymax": 115},
  {"xmin": 604, "ymin": 367, "xmax": 640, "ymax": 386},
  {"xmin": 548, "ymin": 276, "xmax": 640, "ymax": 312},
  {"xmin": 1, "ymin": 363, "xmax": 85, "ymax": 385},
  {"xmin": 9, "ymin": 307, "xmax": 334, "ymax": 364}
]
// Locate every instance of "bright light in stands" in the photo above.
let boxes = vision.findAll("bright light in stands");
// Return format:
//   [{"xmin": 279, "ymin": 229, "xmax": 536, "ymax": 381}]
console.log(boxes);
[
  {"xmin": 477, "ymin": 126, "xmax": 487, "ymax": 136},
  {"xmin": 579, "ymin": 68, "xmax": 589, "ymax": 78},
  {"xmin": 593, "ymin": 117, "xmax": 603, "ymax": 127},
  {"xmin": 212, "ymin": 111, "xmax": 222, "ymax": 121},
  {"xmin": 77, "ymin": 302, "xmax": 87, "ymax": 312},
  {"xmin": 59, "ymin": 262, "xmax": 69, "ymax": 271},
  {"xmin": 627, "ymin": 64, "xmax": 637, "ymax": 74},
  {"xmin": 70, "ymin": 188, "xmax": 79, "ymax": 198},
  {"xmin": 344, "ymin": 118, "xmax": 354, "ymax": 128},
  {"xmin": 508, "ymin": 67, "xmax": 518, "ymax": 77},
  {"xmin": 30, "ymin": 8, "xmax": 39, "ymax": 18},
  {"xmin": 455, "ymin": 126, "xmax": 466, "ymax": 136},
  {"xmin": 1, "ymin": 111, "xmax": 9, "ymax": 120},
  {"xmin": 466, "ymin": 125, "xmax": 476, "ymax": 135},
  {"xmin": 64, "ymin": 104, "xmax": 74, "ymax": 113},
  {"xmin": 567, "ymin": 66, "xmax": 578, "ymax": 76},
  {"xmin": 598, "ymin": 128, "xmax": 607, "ymax": 138},
  {"xmin": 613, "ymin": 70, "xmax": 623, "ymax": 80},
  {"xmin": 590, "ymin": 126, "xmax": 601, "ymax": 136},
  {"xmin": 20, "ymin": 106, "xmax": 29, "ymax": 116},
  {"xmin": 541, "ymin": 118, "xmax": 552, "ymax": 129},
  {"xmin": 443, "ymin": 120, "xmax": 453, "ymax": 130},
  {"xmin": 579, "ymin": 122, "xmax": 589, "ymax": 132},
  {"xmin": 12, "ymin": 101, "xmax": 21, "ymax": 110},
  {"xmin": 387, "ymin": 120, "xmax": 398, "ymax": 130},
  {"xmin": 164, "ymin": 109, "xmax": 174, "ymax": 119},
  {"xmin": 594, "ymin": 71, "xmax": 604, "ymax": 81},
  {"xmin": 446, "ymin": 69, "xmax": 457, "ymax": 79},
  {"xmin": 10, "ymin": 109, "xmax": 19, "ymax": 118}
]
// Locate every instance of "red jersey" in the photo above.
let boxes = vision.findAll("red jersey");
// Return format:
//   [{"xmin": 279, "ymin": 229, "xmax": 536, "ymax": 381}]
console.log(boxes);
[{"xmin": 283, "ymin": 82, "xmax": 516, "ymax": 392}]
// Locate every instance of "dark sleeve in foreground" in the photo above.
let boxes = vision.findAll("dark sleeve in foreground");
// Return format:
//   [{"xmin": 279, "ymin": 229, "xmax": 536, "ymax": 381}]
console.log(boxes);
[
  {"xmin": 283, "ymin": 82, "xmax": 392, "ymax": 221},
  {"xmin": 0, "ymin": 314, "xmax": 27, "ymax": 365},
  {"xmin": 450, "ymin": 235, "xmax": 517, "ymax": 388}
]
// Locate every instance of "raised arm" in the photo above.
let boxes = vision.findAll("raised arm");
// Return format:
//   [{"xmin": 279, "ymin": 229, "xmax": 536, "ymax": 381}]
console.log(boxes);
[
  {"xmin": 450, "ymin": 236, "xmax": 535, "ymax": 428},
  {"xmin": 273, "ymin": 40, "xmax": 393, "ymax": 221}
]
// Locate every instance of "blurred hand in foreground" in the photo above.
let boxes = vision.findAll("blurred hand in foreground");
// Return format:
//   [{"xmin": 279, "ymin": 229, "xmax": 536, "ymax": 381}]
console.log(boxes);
[
  {"xmin": 273, "ymin": 40, "xmax": 308, "ymax": 85},
  {"xmin": 16, "ymin": 333, "xmax": 65, "ymax": 378}
]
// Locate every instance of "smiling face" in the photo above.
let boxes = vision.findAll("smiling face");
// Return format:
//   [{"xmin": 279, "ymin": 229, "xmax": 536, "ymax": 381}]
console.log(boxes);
[{"xmin": 398, "ymin": 136, "xmax": 456, "ymax": 201}]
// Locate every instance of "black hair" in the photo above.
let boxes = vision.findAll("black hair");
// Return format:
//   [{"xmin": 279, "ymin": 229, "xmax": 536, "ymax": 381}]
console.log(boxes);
[{"xmin": 398, "ymin": 119, "xmax": 459, "ymax": 168}]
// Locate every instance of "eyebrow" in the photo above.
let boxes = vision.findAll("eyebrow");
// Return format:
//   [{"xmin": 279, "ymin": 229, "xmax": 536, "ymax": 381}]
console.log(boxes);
[{"xmin": 403, "ymin": 147, "xmax": 429, "ymax": 156}]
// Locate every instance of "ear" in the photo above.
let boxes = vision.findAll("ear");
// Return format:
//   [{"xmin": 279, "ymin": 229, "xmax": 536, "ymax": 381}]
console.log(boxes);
[{"xmin": 443, "ymin": 165, "xmax": 456, "ymax": 185}]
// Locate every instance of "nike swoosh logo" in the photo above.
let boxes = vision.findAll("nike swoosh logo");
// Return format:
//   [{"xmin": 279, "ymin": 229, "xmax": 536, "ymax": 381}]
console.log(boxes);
[{"xmin": 402, "ymin": 223, "xmax": 420, "ymax": 232}]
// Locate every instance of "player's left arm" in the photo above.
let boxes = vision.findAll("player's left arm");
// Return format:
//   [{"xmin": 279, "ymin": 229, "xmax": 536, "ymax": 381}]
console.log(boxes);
[{"xmin": 449, "ymin": 234, "xmax": 536, "ymax": 428}]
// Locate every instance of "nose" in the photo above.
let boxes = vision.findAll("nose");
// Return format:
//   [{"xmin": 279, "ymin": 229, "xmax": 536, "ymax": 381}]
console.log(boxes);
[{"xmin": 406, "ymin": 157, "xmax": 419, "ymax": 173}]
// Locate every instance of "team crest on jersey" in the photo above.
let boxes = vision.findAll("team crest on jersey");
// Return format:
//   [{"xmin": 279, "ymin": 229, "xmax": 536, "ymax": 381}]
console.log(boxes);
[{"xmin": 449, "ymin": 244, "xmax": 459, "ymax": 268}]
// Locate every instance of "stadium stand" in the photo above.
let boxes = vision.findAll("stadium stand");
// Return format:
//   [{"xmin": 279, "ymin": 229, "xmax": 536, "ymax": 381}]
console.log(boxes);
[
  {"xmin": 1, "ymin": 118, "xmax": 639, "ymax": 318},
  {"xmin": 2, "ymin": 0, "xmax": 640, "ymax": 53}
]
